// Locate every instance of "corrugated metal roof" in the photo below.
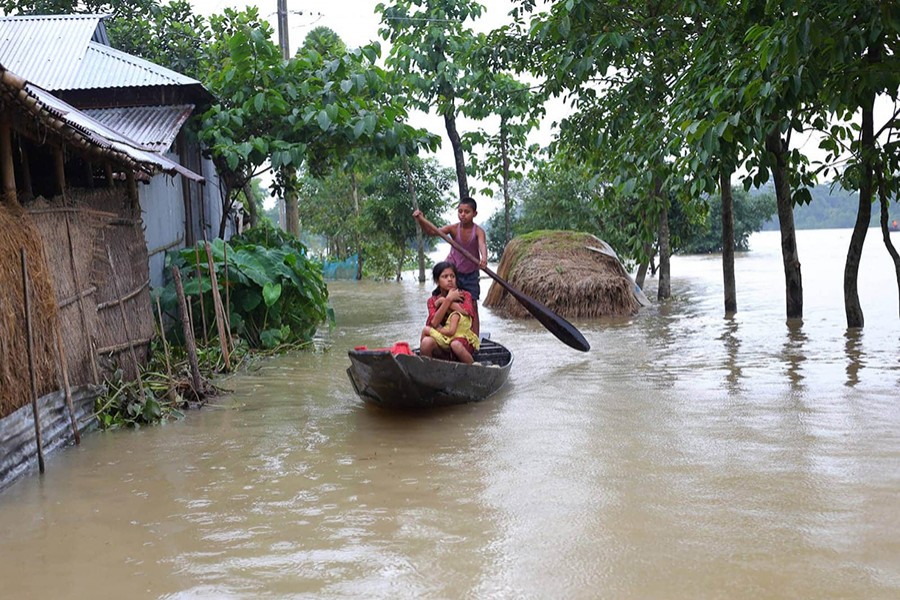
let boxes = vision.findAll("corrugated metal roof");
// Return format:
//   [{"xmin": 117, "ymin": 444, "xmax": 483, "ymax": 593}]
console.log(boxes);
[
  {"xmin": 83, "ymin": 105, "xmax": 194, "ymax": 152},
  {"xmin": 75, "ymin": 42, "xmax": 199, "ymax": 89},
  {"xmin": 0, "ymin": 14, "xmax": 102, "ymax": 90},
  {"xmin": 18, "ymin": 76, "xmax": 203, "ymax": 181},
  {"xmin": 0, "ymin": 15, "xmax": 200, "ymax": 91}
]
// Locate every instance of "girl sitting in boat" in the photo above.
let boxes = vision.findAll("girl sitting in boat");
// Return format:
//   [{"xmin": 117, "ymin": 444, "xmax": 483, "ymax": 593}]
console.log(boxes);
[{"xmin": 420, "ymin": 261, "xmax": 480, "ymax": 364}]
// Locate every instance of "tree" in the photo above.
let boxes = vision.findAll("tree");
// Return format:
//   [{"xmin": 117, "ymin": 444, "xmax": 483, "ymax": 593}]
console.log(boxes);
[
  {"xmin": 508, "ymin": 0, "xmax": 704, "ymax": 301},
  {"xmin": 462, "ymin": 59, "xmax": 541, "ymax": 246},
  {"xmin": 377, "ymin": 0, "xmax": 485, "ymax": 200},
  {"xmin": 679, "ymin": 190, "xmax": 777, "ymax": 254},
  {"xmin": 363, "ymin": 156, "xmax": 455, "ymax": 280},
  {"xmin": 199, "ymin": 8, "xmax": 436, "ymax": 238}
]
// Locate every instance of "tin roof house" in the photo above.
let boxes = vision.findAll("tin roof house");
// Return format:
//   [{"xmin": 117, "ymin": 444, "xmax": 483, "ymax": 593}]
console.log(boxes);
[
  {"xmin": 0, "ymin": 13, "xmax": 235, "ymax": 286},
  {"xmin": 0, "ymin": 14, "xmax": 234, "ymax": 490}
]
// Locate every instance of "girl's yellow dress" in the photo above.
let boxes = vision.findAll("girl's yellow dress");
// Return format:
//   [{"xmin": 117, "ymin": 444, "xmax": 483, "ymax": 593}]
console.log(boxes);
[{"xmin": 429, "ymin": 311, "xmax": 480, "ymax": 350}]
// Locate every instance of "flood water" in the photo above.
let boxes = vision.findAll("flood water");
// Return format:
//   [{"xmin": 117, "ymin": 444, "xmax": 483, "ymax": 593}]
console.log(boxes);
[{"xmin": 0, "ymin": 229, "xmax": 898, "ymax": 599}]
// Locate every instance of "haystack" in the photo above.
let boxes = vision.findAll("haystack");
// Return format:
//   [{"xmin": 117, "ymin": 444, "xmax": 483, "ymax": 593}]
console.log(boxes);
[{"xmin": 483, "ymin": 231, "xmax": 641, "ymax": 318}]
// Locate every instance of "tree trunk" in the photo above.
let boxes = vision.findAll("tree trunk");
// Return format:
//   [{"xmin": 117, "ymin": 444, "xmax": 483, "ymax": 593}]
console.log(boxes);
[
  {"xmin": 635, "ymin": 260, "xmax": 649, "ymax": 289},
  {"xmin": 655, "ymin": 178, "xmax": 671, "ymax": 300},
  {"xmin": 395, "ymin": 247, "xmax": 406, "ymax": 282},
  {"xmin": 242, "ymin": 182, "xmax": 258, "ymax": 229},
  {"xmin": 443, "ymin": 106, "xmax": 468, "ymax": 200},
  {"xmin": 635, "ymin": 242, "xmax": 653, "ymax": 289},
  {"xmin": 844, "ymin": 43, "xmax": 880, "ymax": 328},
  {"xmin": 765, "ymin": 128, "xmax": 803, "ymax": 319},
  {"xmin": 351, "ymin": 171, "xmax": 362, "ymax": 281},
  {"xmin": 720, "ymin": 171, "xmax": 737, "ymax": 314},
  {"xmin": 877, "ymin": 174, "xmax": 900, "ymax": 319},
  {"xmin": 402, "ymin": 155, "xmax": 426, "ymax": 283},
  {"xmin": 501, "ymin": 119, "xmax": 511, "ymax": 246},
  {"xmin": 282, "ymin": 165, "xmax": 300, "ymax": 237}
]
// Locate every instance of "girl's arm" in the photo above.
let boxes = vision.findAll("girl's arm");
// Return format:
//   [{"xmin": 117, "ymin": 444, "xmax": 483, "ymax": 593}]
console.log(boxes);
[
  {"xmin": 448, "ymin": 301, "xmax": 467, "ymax": 315},
  {"xmin": 430, "ymin": 289, "xmax": 461, "ymax": 327},
  {"xmin": 438, "ymin": 312, "xmax": 461, "ymax": 337}
]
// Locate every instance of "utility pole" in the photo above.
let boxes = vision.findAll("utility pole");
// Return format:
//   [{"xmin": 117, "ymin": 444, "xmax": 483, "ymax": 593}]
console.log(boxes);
[
  {"xmin": 276, "ymin": 0, "xmax": 299, "ymax": 236},
  {"xmin": 276, "ymin": 0, "xmax": 290, "ymax": 60}
]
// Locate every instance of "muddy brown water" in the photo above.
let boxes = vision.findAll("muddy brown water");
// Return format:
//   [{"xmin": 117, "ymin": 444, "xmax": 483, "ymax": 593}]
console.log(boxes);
[{"xmin": 0, "ymin": 229, "xmax": 898, "ymax": 599}]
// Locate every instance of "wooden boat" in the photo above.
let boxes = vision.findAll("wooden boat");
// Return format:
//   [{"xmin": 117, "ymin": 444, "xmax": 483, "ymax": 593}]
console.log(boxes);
[{"xmin": 346, "ymin": 339, "xmax": 513, "ymax": 409}]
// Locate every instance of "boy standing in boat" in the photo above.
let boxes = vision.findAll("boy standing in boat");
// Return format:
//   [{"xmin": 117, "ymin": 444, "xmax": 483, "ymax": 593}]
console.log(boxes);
[{"xmin": 413, "ymin": 197, "xmax": 488, "ymax": 336}]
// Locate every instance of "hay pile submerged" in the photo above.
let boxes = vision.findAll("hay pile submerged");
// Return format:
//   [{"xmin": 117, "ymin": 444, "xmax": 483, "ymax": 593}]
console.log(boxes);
[
  {"xmin": 0, "ymin": 205, "xmax": 60, "ymax": 419},
  {"xmin": 483, "ymin": 230, "xmax": 641, "ymax": 319}
]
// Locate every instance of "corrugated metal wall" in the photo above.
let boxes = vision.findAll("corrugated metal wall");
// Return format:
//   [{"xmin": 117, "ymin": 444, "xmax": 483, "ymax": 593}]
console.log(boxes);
[{"xmin": 139, "ymin": 148, "xmax": 234, "ymax": 288}]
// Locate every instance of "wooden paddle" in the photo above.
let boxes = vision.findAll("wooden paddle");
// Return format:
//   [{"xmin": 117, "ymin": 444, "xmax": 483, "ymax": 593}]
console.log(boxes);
[{"xmin": 418, "ymin": 216, "xmax": 590, "ymax": 352}]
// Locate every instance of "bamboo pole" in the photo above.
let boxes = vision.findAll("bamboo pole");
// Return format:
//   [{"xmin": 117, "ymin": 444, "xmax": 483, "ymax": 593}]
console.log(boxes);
[
  {"xmin": 155, "ymin": 296, "xmax": 176, "ymax": 403},
  {"xmin": 20, "ymin": 248, "xmax": 45, "ymax": 473},
  {"xmin": 193, "ymin": 244, "xmax": 209, "ymax": 346},
  {"xmin": 53, "ymin": 324, "xmax": 81, "ymax": 445},
  {"xmin": 172, "ymin": 266, "xmax": 203, "ymax": 397},
  {"xmin": 64, "ymin": 209, "xmax": 99, "ymax": 384},
  {"xmin": 222, "ymin": 241, "xmax": 234, "ymax": 352},
  {"xmin": 203, "ymin": 239, "xmax": 231, "ymax": 371},
  {"xmin": 106, "ymin": 245, "xmax": 146, "ymax": 397}
]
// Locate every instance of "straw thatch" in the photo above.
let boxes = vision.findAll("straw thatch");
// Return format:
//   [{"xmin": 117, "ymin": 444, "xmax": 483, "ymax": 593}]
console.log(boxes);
[
  {"xmin": 1, "ymin": 188, "xmax": 154, "ymax": 420},
  {"xmin": 483, "ymin": 230, "xmax": 641, "ymax": 318},
  {"xmin": 0, "ymin": 204, "xmax": 60, "ymax": 419}
]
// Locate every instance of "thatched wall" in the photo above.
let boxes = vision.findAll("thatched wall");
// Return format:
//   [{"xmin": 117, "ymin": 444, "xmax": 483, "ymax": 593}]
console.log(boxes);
[
  {"xmin": 1, "ymin": 188, "xmax": 154, "ymax": 420},
  {"xmin": 484, "ymin": 231, "xmax": 641, "ymax": 318},
  {"xmin": 0, "ymin": 204, "xmax": 60, "ymax": 419}
]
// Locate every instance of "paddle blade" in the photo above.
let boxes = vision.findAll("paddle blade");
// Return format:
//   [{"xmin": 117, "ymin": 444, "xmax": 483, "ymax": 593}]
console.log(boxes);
[{"xmin": 499, "ymin": 279, "xmax": 591, "ymax": 352}]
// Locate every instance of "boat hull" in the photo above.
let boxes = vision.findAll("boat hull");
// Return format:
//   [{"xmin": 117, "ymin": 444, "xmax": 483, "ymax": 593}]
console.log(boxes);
[{"xmin": 346, "ymin": 340, "xmax": 513, "ymax": 409}]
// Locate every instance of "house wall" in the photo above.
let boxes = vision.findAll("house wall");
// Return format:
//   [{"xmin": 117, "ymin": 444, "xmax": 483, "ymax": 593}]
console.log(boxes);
[{"xmin": 139, "ymin": 146, "xmax": 235, "ymax": 288}]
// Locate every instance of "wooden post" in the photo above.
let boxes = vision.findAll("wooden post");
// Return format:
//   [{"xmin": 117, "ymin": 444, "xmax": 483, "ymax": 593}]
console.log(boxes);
[
  {"xmin": 125, "ymin": 168, "xmax": 137, "ymax": 212},
  {"xmin": 63, "ymin": 209, "xmax": 99, "ymax": 384},
  {"xmin": 83, "ymin": 159, "xmax": 94, "ymax": 189},
  {"xmin": 104, "ymin": 163, "xmax": 114, "ymax": 188},
  {"xmin": 54, "ymin": 146, "xmax": 66, "ymax": 196},
  {"xmin": 106, "ymin": 245, "xmax": 147, "ymax": 397},
  {"xmin": 172, "ymin": 266, "xmax": 204, "ymax": 397},
  {"xmin": 203, "ymin": 239, "xmax": 231, "ymax": 371},
  {"xmin": 18, "ymin": 139, "xmax": 32, "ymax": 197},
  {"xmin": 1, "ymin": 118, "xmax": 18, "ymax": 206},
  {"xmin": 53, "ymin": 324, "xmax": 81, "ymax": 445},
  {"xmin": 20, "ymin": 248, "xmax": 46, "ymax": 474}
]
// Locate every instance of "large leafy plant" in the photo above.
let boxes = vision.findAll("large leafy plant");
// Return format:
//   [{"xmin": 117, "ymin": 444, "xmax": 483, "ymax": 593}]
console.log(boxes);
[{"xmin": 158, "ymin": 224, "xmax": 329, "ymax": 349}]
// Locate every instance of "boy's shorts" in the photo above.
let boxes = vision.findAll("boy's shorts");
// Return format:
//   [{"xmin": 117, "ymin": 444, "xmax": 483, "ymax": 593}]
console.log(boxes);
[{"xmin": 456, "ymin": 270, "xmax": 480, "ymax": 302}]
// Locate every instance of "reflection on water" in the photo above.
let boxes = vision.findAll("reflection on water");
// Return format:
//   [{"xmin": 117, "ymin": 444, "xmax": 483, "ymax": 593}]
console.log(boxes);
[
  {"xmin": 0, "ymin": 229, "xmax": 898, "ymax": 599},
  {"xmin": 844, "ymin": 329, "xmax": 864, "ymax": 388}
]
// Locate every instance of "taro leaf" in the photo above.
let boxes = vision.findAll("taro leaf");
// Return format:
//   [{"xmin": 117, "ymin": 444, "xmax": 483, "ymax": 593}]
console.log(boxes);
[
  {"xmin": 238, "ymin": 290, "xmax": 262, "ymax": 312},
  {"xmin": 143, "ymin": 397, "xmax": 162, "ymax": 421},
  {"xmin": 263, "ymin": 282, "xmax": 282, "ymax": 307},
  {"xmin": 260, "ymin": 328, "xmax": 283, "ymax": 349},
  {"xmin": 231, "ymin": 248, "xmax": 275, "ymax": 288}
]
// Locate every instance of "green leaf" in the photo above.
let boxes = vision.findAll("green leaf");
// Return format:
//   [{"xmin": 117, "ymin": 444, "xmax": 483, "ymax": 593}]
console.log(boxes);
[
  {"xmin": 317, "ymin": 109, "xmax": 331, "ymax": 130},
  {"xmin": 263, "ymin": 282, "xmax": 282, "ymax": 307}
]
